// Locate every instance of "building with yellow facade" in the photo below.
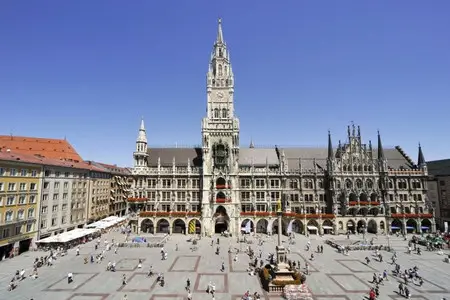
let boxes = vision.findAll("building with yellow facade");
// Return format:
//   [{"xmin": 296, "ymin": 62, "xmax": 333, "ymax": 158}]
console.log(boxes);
[{"xmin": 0, "ymin": 150, "xmax": 42, "ymax": 259}]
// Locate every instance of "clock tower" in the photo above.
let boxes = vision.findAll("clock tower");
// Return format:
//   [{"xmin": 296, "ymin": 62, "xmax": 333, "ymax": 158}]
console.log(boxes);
[{"xmin": 201, "ymin": 18, "xmax": 240, "ymax": 233}]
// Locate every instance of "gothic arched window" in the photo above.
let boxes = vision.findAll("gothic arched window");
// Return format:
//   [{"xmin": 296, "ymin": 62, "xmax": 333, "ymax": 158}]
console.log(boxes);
[
  {"xmin": 218, "ymin": 64, "xmax": 223, "ymax": 76},
  {"xmin": 213, "ymin": 143, "xmax": 228, "ymax": 167},
  {"xmin": 214, "ymin": 109, "xmax": 219, "ymax": 118},
  {"xmin": 224, "ymin": 66, "xmax": 228, "ymax": 75},
  {"xmin": 356, "ymin": 179, "xmax": 363, "ymax": 189},
  {"xmin": 222, "ymin": 108, "xmax": 227, "ymax": 118}
]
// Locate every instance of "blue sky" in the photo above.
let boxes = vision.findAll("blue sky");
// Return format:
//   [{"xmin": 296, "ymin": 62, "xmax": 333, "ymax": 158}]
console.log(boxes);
[{"xmin": 1, "ymin": 1, "xmax": 449, "ymax": 166}]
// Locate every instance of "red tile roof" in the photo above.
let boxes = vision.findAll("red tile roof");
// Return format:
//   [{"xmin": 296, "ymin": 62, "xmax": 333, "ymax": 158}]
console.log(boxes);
[
  {"xmin": 0, "ymin": 150, "xmax": 105, "ymax": 172},
  {"xmin": 0, "ymin": 135, "xmax": 83, "ymax": 162},
  {"xmin": 88, "ymin": 161, "xmax": 131, "ymax": 175}
]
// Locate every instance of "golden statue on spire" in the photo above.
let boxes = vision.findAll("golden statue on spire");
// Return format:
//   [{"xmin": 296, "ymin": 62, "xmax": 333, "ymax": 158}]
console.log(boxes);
[{"xmin": 277, "ymin": 198, "xmax": 282, "ymax": 213}]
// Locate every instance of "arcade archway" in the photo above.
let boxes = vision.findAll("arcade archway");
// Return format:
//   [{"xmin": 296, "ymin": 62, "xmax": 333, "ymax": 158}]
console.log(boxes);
[
  {"xmin": 322, "ymin": 219, "xmax": 333, "ymax": 234},
  {"xmin": 421, "ymin": 219, "xmax": 432, "ymax": 233},
  {"xmin": 241, "ymin": 219, "xmax": 254, "ymax": 234},
  {"xmin": 406, "ymin": 219, "xmax": 417, "ymax": 233},
  {"xmin": 391, "ymin": 219, "xmax": 402, "ymax": 233},
  {"xmin": 156, "ymin": 219, "xmax": 170, "ymax": 233},
  {"xmin": 307, "ymin": 220, "xmax": 319, "ymax": 235},
  {"xmin": 214, "ymin": 206, "xmax": 229, "ymax": 233},
  {"xmin": 292, "ymin": 219, "xmax": 304, "ymax": 234},
  {"xmin": 357, "ymin": 220, "xmax": 366, "ymax": 233},
  {"xmin": 173, "ymin": 219, "xmax": 186, "ymax": 234},
  {"xmin": 346, "ymin": 220, "xmax": 355, "ymax": 233},
  {"xmin": 272, "ymin": 218, "xmax": 287, "ymax": 235},
  {"xmin": 367, "ymin": 219, "xmax": 377, "ymax": 234},
  {"xmin": 141, "ymin": 218, "xmax": 154, "ymax": 234},
  {"xmin": 188, "ymin": 219, "xmax": 202, "ymax": 234},
  {"xmin": 256, "ymin": 219, "xmax": 268, "ymax": 233}
]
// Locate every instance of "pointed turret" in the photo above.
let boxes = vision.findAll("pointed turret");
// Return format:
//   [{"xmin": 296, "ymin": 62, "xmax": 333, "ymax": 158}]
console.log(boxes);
[
  {"xmin": 327, "ymin": 131, "xmax": 334, "ymax": 159},
  {"xmin": 377, "ymin": 131, "xmax": 385, "ymax": 160},
  {"xmin": 207, "ymin": 18, "xmax": 233, "ymax": 86},
  {"xmin": 327, "ymin": 131, "xmax": 334, "ymax": 173},
  {"xmin": 417, "ymin": 143, "xmax": 426, "ymax": 167},
  {"xmin": 249, "ymin": 138, "xmax": 254, "ymax": 148},
  {"xmin": 216, "ymin": 18, "xmax": 224, "ymax": 45},
  {"xmin": 137, "ymin": 118, "xmax": 147, "ymax": 143},
  {"xmin": 133, "ymin": 118, "xmax": 148, "ymax": 168},
  {"xmin": 377, "ymin": 130, "xmax": 387, "ymax": 172}
]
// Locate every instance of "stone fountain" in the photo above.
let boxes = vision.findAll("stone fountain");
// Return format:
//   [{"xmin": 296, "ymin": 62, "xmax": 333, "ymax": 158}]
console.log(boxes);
[{"xmin": 265, "ymin": 200, "xmax": 312, "ymax": 299}]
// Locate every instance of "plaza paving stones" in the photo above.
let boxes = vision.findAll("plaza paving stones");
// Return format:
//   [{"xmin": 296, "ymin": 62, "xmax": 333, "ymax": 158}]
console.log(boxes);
[
  {"xmin": 335, "ymin": 259, "xmax": 378, "ymax": 273},
  {"xmin": 117, "ymin": 272, "xmax": 157, "ymax": 293},
  {"xmin": 115, "ymin": 258, "xmax": 145, "ymax": 272},
  {"xmin": 0, "ymin": 231, "xmax": 449, "ymax": 300},
  {"xmin": 193, "ymin": 273, "xmax": 228, "ymax": 293},
  {"xmin": 326, "ymin": 274, "xmax": 372, "ymax": 293},
  {"xmin": 168, "ymin": 255, "xmax": 201, "ymax": 272},
  {"xmin": 44, "ymin": 272, "xmax": 99, "ymax": 292},
  {"xmin": 67, "ymin": 293, "xmax": 110, "ymax": 300}
]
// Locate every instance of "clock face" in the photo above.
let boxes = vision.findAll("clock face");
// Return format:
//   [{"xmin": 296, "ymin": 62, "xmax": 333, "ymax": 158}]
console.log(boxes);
[{"xmin": 217, "ymin": 92, "xmax": 224, "ymax": 98}]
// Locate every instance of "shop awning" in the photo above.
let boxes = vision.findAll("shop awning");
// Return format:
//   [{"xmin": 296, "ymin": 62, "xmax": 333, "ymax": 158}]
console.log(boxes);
[
  {"xmin": 307, "ymin": 226, "xmax": 318, "ymax": 230},
  {"xmin": 322, "ymin": 226, "xmax": 333, "ymax": 229},
  {"xmin": 36, "ymin": 228, "xmax": 100, "ymax": 244}
]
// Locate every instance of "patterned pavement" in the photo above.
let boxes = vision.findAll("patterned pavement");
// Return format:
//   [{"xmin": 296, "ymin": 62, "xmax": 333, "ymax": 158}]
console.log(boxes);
[{"xmin": 0, "ymin": 231, "xmax": 449, "ymax": 300}]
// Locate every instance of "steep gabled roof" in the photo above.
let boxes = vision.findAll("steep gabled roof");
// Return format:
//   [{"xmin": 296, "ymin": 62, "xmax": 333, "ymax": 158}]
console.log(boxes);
[
  {"xmin": 0, "ymin": 135, "xmax": 83, "ymax": 162},
  {"xmin": 0, "ymin": 150, "xmax": 103, "ymax": 171},
  {"xmin": 147, "ymin": 148, "xmax": 203, "ymax": 167},
  {"xmin": 427, "ymin": 159, "xmax": 450, "ymax": 176}
]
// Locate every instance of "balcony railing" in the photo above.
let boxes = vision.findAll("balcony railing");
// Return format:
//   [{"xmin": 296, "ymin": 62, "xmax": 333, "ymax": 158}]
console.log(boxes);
[
  {"xmin": 127, "ymin": 197, "xmax": 148, "ymax": 202},
  {"xmin": 216, "ymin": 198, "xmax": 231, "ymax": 203},
  {"xmin": 216, "ymin": 185, "xmax": 232, "ymax": 189},
  {"xmin": 239, "ymin": 212, "xmax": 335, "ymax": 219},
  {"xmin": 139, "ymin": 211, "xmax": 201, "ymax": 217},
  {"xmin": 349, "ymin": 201, "xmax": 380, "ymax": 206},
  {"xmin": 391, "ymin": 213, "xmax": 433, "ymax": 218}
]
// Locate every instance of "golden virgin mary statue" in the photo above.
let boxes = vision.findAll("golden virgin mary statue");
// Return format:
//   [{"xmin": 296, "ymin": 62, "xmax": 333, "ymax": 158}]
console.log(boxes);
[{"xmin": 277, "ymin": 198, "xmax": 282, "ymax": 212}]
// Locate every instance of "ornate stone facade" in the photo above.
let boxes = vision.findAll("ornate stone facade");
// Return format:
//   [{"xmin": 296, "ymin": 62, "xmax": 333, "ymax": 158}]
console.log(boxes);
[{"xmin": 129, "ymin": 19, "xmax": 435, "ymax": 236}]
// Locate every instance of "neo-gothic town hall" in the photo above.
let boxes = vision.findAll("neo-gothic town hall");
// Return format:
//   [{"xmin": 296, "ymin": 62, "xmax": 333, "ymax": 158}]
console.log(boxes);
[{"xmin": 128, "ymin": 19, "xmax": 435, "ymax": 236}]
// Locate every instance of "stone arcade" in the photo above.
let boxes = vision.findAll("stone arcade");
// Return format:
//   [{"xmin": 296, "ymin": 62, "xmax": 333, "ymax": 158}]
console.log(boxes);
[{"xmin": 128, "ymin": 19, "xmax": 435, "ymax": 236}]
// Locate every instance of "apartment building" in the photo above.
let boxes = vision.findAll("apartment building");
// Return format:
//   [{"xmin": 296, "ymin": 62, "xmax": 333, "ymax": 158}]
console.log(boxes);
[
  {"xmin": 87, "ymin": 163, "xmax": 111, "ymax": 222},
  {"xmin": 88, "ymin": 162, "xmax": 131, "ymax": 217},
  {"xmin": 427, "ymin": 159, "xmax": 450, "ymax": 231},
  {"xmin": 38, "ymin": 161, "xmax": 93, "ymax": 239},
  {"xmin": 0, "ymin": 151, "xmax": 41, "ymax": 259}
]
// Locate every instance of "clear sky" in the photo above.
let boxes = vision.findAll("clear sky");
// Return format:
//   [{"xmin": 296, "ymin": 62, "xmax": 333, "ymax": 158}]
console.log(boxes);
[{"xmin": 1, "ymin": 1, "xmax": 449, "ymax": 167}]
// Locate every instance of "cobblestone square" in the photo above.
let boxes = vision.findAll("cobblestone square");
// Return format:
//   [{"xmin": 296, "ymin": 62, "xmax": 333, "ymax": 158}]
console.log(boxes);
[
  {"xmin": 0, "ymin": 231, "xmax": 449, "ymax": 300},
  {"xmin": 168, "ymin": 256, "xmax": 201, "ymax": 272}
]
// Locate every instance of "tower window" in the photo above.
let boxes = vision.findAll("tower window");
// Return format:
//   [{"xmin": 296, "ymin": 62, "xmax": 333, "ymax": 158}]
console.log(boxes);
[
  {"xmin": 218, "ymin": 64, "xmax": 223, "ymax": 76},
  {"xmin": 222, "ymin": 108, "xmax": 227, "ymax": 118},
  {"xmin": 214, "ymin": 109, "xmax": 219, "ymax": 118},
  {"xmin": 219, "ymin": 49, "xmax": 222, "ymax": 57}
]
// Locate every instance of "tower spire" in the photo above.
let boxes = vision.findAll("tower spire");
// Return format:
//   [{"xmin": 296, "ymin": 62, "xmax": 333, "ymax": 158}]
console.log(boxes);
[
  {"xmin": 137, "ymin": 117, "xmax": 147, "ymax": 143},
  {"xmin": 327, "ymin": 131, "xmax": 333, "ymax": 159},
  {"xmin": 418, "ymin": 143, "xmax": 426, "ymax": 167},
  {"xmin": 216, "ymin": 18, "xmax": 224, "ymax": 44},
  {"xmin": 377, "ymin": 130, "xmax": 385, "ymax": 160},
  {"xmin": 249, "ymin": 137, "xmax": 254, "ymax": 148},
  {"xmin": 134, "ymin": 118, "xmax": 149, "ymax": 168}
]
